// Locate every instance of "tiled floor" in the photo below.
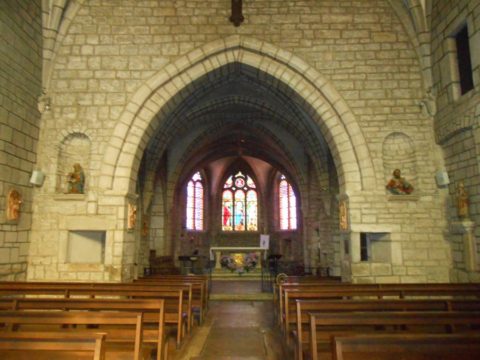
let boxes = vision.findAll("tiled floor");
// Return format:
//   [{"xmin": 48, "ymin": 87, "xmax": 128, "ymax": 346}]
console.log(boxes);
[{"xmin": 174, "ymin": 280, "xmax": 289, "ymax": 360}]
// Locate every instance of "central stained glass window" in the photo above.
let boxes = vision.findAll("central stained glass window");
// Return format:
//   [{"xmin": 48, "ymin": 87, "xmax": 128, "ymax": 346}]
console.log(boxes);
[{"xmin": 222, "ymin": 171, "xmax": 257, "ymax": 231}]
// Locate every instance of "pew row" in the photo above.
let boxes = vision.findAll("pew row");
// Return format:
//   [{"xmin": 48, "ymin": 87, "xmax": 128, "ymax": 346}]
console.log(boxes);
[
  {"xmin": 279, "ymin": 285, "xmax": 480, "ymax": 330},
  {"xmin": 0, "ymin": 279, "xmax": 204, "ymax": 328},
  {"xmin": 0, "ymin": 287, "xmax": 186, "ymax": 350},
  {"xmin": 0, "ymin": 332, "xmax": 106, "ymax": 360},
  {"xmin": 331, "ymin": 333, "xmax": 480, "ymax": 360},
  {"xmin": 0, "ymin": 310, "xmax": 144, "ymax": 360},
  {"xmin": 292, "ymin": 298, "xmax": 480, "ymax": 360},
  {"xmin": 0, "ymin": 298, "xmax": 168, "ymax": 360},
  {"xmin": 308, "ymin": 311, "xmax": 480, "ymax": 360}
]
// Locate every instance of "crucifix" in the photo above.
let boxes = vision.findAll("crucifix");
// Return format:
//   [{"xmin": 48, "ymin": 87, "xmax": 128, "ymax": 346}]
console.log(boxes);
[{"xmin": 230, "ymin": 0, "xmax": 244, "ymax": 27}]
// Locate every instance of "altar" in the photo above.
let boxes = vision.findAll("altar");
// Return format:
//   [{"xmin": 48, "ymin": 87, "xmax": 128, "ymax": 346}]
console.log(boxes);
[{"xmin": 210, "ymin": 246, "xmax": 267, "ymax": 271}]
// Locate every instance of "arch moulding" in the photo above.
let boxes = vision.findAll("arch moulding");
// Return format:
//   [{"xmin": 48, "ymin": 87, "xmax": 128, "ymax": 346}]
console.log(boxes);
[{"xmin": 99, "ymin": 35, "xmax": 376, "ymax": 196}]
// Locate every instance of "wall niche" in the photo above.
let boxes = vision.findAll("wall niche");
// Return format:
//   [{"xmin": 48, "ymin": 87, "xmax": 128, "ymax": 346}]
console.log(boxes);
[
  {"xmin": 382, "ymin": 132, "xmax": 417, "ymax": 192},
  {"xmin": 57, "ymin": 133, "xmax": 90, "ymax": 194},
  {"xmin": 67, "ymin": 230, "xmax": 105, "ymax": 264}
]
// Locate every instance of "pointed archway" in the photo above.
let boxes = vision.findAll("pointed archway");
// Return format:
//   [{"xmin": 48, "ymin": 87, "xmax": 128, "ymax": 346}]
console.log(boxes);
[{"xmin": 99, "ymin": 36, "xmax": 376, "ymax": 197}]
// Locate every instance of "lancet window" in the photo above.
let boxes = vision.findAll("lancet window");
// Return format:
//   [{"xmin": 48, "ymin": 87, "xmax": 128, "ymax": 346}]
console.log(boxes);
[
  {"xmin": 279, "ymin": 175, "xmax": 297, "ymax": 230},
  {"xmin": 222, "ymin": 171, "xmax": 257, "ymax": 231},
  {"xmin": 186, "ymin": 172, "xmax": 204, "ymax": 231}
]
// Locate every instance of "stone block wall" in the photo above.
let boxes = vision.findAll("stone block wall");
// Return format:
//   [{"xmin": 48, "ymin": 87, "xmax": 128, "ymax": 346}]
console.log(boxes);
[
  {"xmin": 430, "ymin": 0, "xmax": 480, "ymax": 282},
  {"xmin": 0, "ymin": 0, "xmax": 42, "ymax": 280},
  {"xmin": 23, "ymin": 0, "xmax": 459, "ymax": 282}
]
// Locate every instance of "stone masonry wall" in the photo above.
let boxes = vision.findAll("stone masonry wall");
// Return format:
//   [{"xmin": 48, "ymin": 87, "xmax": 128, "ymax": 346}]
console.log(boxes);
[
  {"xmin": 430, "ymin": 0, "xmax": 480, "ymax": 282},
  {"xmin": 28, "ymin": 0, "xmax": 453, "ymax": 282},
  {"xmin": 0, "ymin": 0, "xmax": 42, "ymax": 280}
]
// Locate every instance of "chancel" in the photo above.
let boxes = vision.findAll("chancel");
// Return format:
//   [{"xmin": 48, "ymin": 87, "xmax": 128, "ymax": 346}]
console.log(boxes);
[{"xmin": 1, "ymin": 1, "xmax": 480, "ymax": 359}]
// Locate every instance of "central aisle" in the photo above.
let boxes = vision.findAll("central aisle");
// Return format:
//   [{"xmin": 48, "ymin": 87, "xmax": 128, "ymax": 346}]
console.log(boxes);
[{"xmin": 175, "ymin": 279, "xmax": 288, "ymax": 360}]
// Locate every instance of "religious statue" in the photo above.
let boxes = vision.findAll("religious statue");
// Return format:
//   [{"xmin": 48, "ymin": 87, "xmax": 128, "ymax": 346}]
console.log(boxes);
[
  {"xmin": 142, "ymin": 218, "xmax": 149, "ymax": 236},
  {"xmin": 456, "ymin": 181, "xmax": 469, "ymax": 219},
  {"xmin": 127, "ymin": 204, "xmax": 137, "ymax": 230},
  {"xmin": 37, "ymin": 88, "xmax": 51, "ymax": 113},
  {"xmin": 66, "ymin": 163, "xmax": 85, "ymax": 194},
  {"xmin": 339, "ymin": 199, "xmax": 348, "ymax": 230},
  {"xmin": 128, "ymin": 203, "xmax": 137, "ymax": 229},
  {"xmin": 6, "ymin": 189, "xmax": 22, "ymax": 221},
  {"xmin": 386, "ymin": 169, "xmax": 414, "ymax": 195}
]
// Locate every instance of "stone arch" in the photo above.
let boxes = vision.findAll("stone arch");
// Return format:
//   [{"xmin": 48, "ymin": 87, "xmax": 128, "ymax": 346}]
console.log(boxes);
[
  {"xmin": 43, "ymin": 0, "xmax": 88, "ymax": 90},
  {"xmin": 424, "ymin": 0, "xmax": 433, "ymax": 31},
  {"xmin": 388, "ymin": 0, "xmax": 432, "ymax": 90},
  {"xmin": 99, "ymin": 36, "xmax": 376, "ymax": 196}
]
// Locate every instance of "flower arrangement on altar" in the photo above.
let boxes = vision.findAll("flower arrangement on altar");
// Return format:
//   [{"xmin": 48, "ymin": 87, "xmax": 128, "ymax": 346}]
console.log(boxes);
[{"xmin": 220, "ymin": 252, "xmax": 258, "ymax": 274}]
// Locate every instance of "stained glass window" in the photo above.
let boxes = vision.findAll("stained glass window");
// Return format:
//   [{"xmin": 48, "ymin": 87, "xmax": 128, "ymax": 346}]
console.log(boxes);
[
  {"xmin": 186, "ymin": 172, "xmax": 203, "ymax": 231},
  {"xmin": 279, "ymin": 175, "xmax": 297, "ymax": 230},
  {"xmin": 222, "ymin": 171, "xmax": 257, "ymax": 231}
]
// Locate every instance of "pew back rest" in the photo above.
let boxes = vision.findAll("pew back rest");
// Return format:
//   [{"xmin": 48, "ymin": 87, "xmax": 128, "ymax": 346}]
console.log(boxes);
[
  {"xmin": 308, "ymin": 310, "xmax": 480, "ymax": 360},
  {"xmin": 332, "ymin": 333, "xmax": 480, "ymax": 360},
  {"xmin": 0, "ymin": 332, "xmax": 107, "ymax": 360},
  {"xmin": 0, "ymin": 310, "xmax": 144, "ymax": 360}
]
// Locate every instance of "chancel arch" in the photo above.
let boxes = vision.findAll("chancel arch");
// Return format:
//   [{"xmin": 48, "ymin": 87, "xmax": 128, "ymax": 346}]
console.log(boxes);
[
  {"xmin": 93, "ymin": 36, "xmax": 380, "ymax": 278},
  {"xmin": 99, "ymin": 36, "xmax": 375, "ymax": 196}
]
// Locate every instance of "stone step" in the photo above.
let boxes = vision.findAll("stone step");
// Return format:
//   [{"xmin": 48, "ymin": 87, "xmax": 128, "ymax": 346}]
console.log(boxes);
[{"xmin": 209, "ymin": 293, "xmax": 273, "ymax": 301}]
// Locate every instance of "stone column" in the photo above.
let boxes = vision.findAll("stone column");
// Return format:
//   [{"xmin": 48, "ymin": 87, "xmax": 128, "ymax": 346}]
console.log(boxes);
[
  {"xmin": 450, "ymin": 220, "xmax": 477, "ymax": 272},
  {"xmin": 215, "ymin": 250, "xmax": 222, "ymax": 269}
]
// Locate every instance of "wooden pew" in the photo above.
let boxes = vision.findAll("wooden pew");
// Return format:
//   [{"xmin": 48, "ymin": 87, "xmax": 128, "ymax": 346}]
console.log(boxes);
[
  {"xmin": 0, "ymin": 332, "xmax": 106, "ymax": 360},
  {"xmin": 292, "ymin": 298, "xmax": 480, "ymax": 360},
  {"xmin": 0, "ymin": 310, "xmax": 144, "ymax": 360},
  {"xmin": 0, "ymin": 287, "xmax": 187, "ymax": 349},
  {"xmin": 277, "ymin": 283, "xmax": 394, "ymax": 325},
  {"xmin": 0, "ymin": 281, "xmax": 195, "ymax": 332},
  {"xmin": 280, "ymin": 285, "xmax": 480, "ymax": 331},
  {"xmin": 137, "ymin": 275, "xmax": 209, "ymax": 309},
  {"xmin": 332, "ymin": 333, "xmax": 480, "ymax": 360},
  {"xmin": 282, "ymin": 288, "xmax": 403, "ymax": 334},
  {"xmin": 134, "ymin": 277, "xmax": 208, "ymax": 323},
  {"xmin": 277, "ymin": 282, "xmax": 480, "ymax": 324},
  {"xmin": 0, "ymin": 278, "xmax": 209, "ymax": 326},
  {"xmin": 308, "ymin": 311, "xmax": 480, "ymax": 360},
  {"xmin": 0, "ymin": 298, "xmax": 167, "ymax": 360},
  {"xmin": 273, "ymin": 276, "xmax": 342, "ymax": 313}
]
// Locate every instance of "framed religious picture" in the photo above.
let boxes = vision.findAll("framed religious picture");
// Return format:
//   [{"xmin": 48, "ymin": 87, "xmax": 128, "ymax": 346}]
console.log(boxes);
[
  {"xmin": 339, "ymin": 199, "xmax": 348, "ymax": 231},
  {"xmin": 260, "ymin": 234, "xmax": 270, "ymax": 249},
  {"xmin": 6, "ymin": 189, "xmax": 22, "ymax": 222}
]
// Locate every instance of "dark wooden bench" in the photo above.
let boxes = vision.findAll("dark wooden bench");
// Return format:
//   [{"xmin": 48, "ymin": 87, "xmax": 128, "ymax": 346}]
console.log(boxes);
[
  {"xmin": 0, "ymin": 310, "xmax": 144, "ymax": 360},
  {"xmin": 0, "ymin": 281, "xmax": 196, "ymax": 332},
  {"xmin": 0, "ymin": 286, "xmax": 186, "ymax": 350},
  {"xmin": 282, "ymin": 288, "xmax": 405, "ymax": 334},
  {"xmin": 273, "ymin": 276, "xmax": 343, "ymax": 313},
  {"xmin": 332, "ymin": 333, "xmax": 480, "ymax": 360},
  {"xmin": 292, "ymin": 298, "xmax": 480, "ymax": 360},
  {"xmin": 280, "ymin": 285, "xmax": 480, "ymax": 332},
  {"xmin": 138, "ymin": 275, "xmax": 209, "ymax": 306},
  {"xmin": 277, "ymin": 282, "xmax": 480, "ymax": 325},
  {"xmin": 0, "ymin": 331, "xmax": 106, "ymax": 360},
  {"xmin": 308, "ymin": 311, "xmax": 480, "ymax": 360},
  {"xmin": 0, "ymin": 298, "xmax": 168, "ymax": 360},
  {"xmin": 134, "ymin": 277, "xmax": 208, "ymax": 323}
]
